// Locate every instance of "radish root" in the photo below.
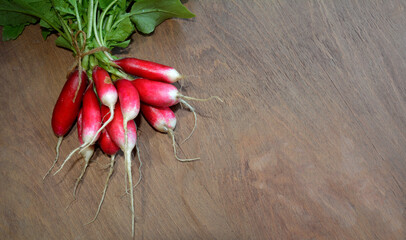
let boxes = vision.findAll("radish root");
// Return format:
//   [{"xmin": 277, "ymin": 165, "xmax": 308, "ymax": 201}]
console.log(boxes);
[
  {"xmin": 73, "ymin": 158, "xmax": 90, "ymax": 198},
  {"xmin": 53, "ymin": 142, "xmax": 88, "ymax": 175},
  {"xmin": 179, "ymin": 94, "xmax": 223, "ymax": 103},
  {"xmin": 85, "ymin": 154, "xmax": 116, "ymax": 225},
  {"xmin": 167, "ymin": 128, "xmax": 199, "ymax": 162},
  {"xmin": 124, "ymin": 149, "xmax": 135, "ymax": 237},
  {"xmin": 122, "ymin": 145, "xmax": 142, "ymax": 195},
  {"xmin": 43, "ymin": 136, "xmax": 63, "ymax": 179},
  {"xmin": 179, "ymin": 99, "xmax": 197, "ymax": 144}
]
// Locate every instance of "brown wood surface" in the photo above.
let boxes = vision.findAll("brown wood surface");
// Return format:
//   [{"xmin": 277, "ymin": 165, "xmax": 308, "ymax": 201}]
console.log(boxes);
[{"xmin": 1, "ymin": 1, "xmax": 406, "ymax": 239}]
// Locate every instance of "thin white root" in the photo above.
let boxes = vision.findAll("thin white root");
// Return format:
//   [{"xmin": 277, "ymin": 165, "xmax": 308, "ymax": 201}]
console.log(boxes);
[
  {"xmin": 53, "ymin": 142, "xmax": 86, "ymax": 175},
  {"xmin": 168, "ymin": 129, "xmax": 200, "ymax": 162},
  {"xmin": 43, "ymin": 136, "xmax": 63, "ymax": 179},
  {"xmin": 133, "ymin": 144, "xmax": 142, "ymax": 190},
  {"xmin": 65, "ymin": 198, "xmax": 77, "ymax": 211},
  {"xmin": 179, "ymin": 94, "xmax": 223, "ymax": 103},
  {"xmin": 81, "ymin": 106, "xmax": 114, "ymax": 152},
  {"xmin": 85, "ymin": 154, "xmax": 116, "ymax": 225},
  {"xmin": 73, "ymin": 159, "xmax": 90, "ymax": 198},
  {"xmin": 179, "ymin": 99, "xmax": 197, "ymax": 144},
  {"xmin": 125, "ymin": 149, "xmax": 135, "ymax": 237}
]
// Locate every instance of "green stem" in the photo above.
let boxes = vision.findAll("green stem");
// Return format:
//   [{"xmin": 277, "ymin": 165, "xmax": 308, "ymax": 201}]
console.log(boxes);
[
  {"xmin": 86, "ymin": 0, "xmax": 93, "ymax": 39},
  {"xmin": 74, "ymin": 3, "xmax": 82, "ymax": 31},
  {"xmin": 105, "ymin": 15, "xmax": 114, "ymax": 32},
  {"xmin": 93, "ymin": 1, "xmax": 102, "ymax": 47},
  {"xmin": 99, "ymin": 0, "xmax": 118, "ymax": 46},
  {"xmin": 73, "ymin": 1, "xmax": 83, "ymax": 46}
]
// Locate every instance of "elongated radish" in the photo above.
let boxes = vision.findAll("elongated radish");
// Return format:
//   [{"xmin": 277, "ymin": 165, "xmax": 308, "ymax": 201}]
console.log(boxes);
[
  {"xmin": 101, "ymin": 103, "xmax": 137, "ymax": 236},
  {"xmin": 98, "ymin": 129, "xmax": 120, "ymax": 155},
  {"xmin": 115, "ymin": 79, "xmax": 140, "ymax": 157},
  {"xmin": 44, "ymin": 70, "xmax": 87, "ymax": 179},
  {"xmin": 131, "ymin": 78, "xmax": 223, "ymax": 141},
  {"xmin": 114, "ymin": 58, "xmax": 181, "ymax": 83},
  {"xmin": 73, "ymin": 108, "xmax": 95, "ymax": 197},
  {"xmin": 82, "ymin": 66, "xmax": 118, "ymax": 150},
  {"xmin": 54, "ymin": 85, "xmax": 101, "ymax": 175},
  {"xmin": 86, "ymin": 129, "xmax": 119, "ymax": 225},
  {"xmin": 131, "ymin": 78, "xmax": 222, "ymax": 107},
  {"xmin": 141, "ymin": 104, "xmax": 199, "ymax": 162}
]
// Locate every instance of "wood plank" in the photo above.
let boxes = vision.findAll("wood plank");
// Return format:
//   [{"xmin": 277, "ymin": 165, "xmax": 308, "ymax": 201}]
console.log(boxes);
[{"xmin": 0, "ymin": 0, "xmax": 405, "ymax": 239}]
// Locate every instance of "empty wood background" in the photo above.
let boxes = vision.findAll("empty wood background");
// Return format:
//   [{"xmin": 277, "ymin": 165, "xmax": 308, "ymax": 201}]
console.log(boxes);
[{"xmin": 1, "ymin": 0, "xmax": 405, "ymax": 239}]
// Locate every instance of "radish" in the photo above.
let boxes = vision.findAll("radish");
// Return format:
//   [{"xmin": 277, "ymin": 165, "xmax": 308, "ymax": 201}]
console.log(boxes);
[
  {"xmin": 82, "ymin": 66, "xmax": 118, "ymax": 150},
  {"xmin": 44, "ymin": 70, "xmax": 87, "ymax": 179},
  {"xmin": 114, "ymin": 58, "xmax": 182, "ymax": 83},
  {"xmin": 73, "ymin": 108, "xmax": 95, "ymax": 197},
  {"xmin": 101, "ymin": 103, "xmax": 138, "ymax": 236},
  {"xmin": 86, "ymin": 129, "xmax": 119, "ymax": 225},
  {"xmin": 54, "ymin": 85, "xmax": 101, "ymax": 175},
  {"xmin": 115, "ymin": 79, "xmax": 140, "ymax": 155},
  {"xmin": 98, "ymin": 129, "xmax": 120, "ymax": 156},
  {"xmin": 141, "ymin": 104, "xmax": 199, "ymax": 162},
  {"xmin": 131, "ymin": 78, "xmax": 222, "ymax": 107},
  {"xmin": 131, "ymin": 78, "xmax": 222, "ymax": 142}
]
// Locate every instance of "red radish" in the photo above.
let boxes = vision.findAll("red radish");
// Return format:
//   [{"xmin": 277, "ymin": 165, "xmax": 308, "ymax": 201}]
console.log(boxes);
[
  {"xmin": 114, "ymin": 57, "xmax": 182, "ymax": 83},
  {"xmin": 86, "ymin": 129, "xmax": 119, "ymax": 225},
  {"xmin": 131, "ymin": 78, "xmax": 222, "ymax": 107},
  {"xmin": 54, "ymin": 85, "xmax": 101, "ymax": 175},
  {"xmin": 98, "ymin": 129, "xmax": 120, "ymax": 155},
  {"xmin": 73, "ymin": 108, "xmax": 95, "ymax": 197},
  {"xmin": 141, "ymin": 104, "xmax": 199, "ymax": 161},
  {"xmin": 132, "ymin": 78, "xmax": 223, "ymax": 142},
  {"xmin": 44, "ymin": 70, "xmax": 87, "ymax": 179},
  {"xmin": 101, "ymin": 103, "xmax": 138, "ymax": 236},
  {"xmin": 82, "ymin": 66, "xmax": 118, "ymax": 150},
  {"xmin": 115, "ymin": 79, "xmax": 140, "ymax": 157}
]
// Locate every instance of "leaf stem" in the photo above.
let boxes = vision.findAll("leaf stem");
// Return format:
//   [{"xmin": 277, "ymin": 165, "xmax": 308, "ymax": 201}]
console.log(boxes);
[
  {"xmin": 99, "ymin": 0, "xmax": 118, "ymax": 46},
  {"xmin": 86, "ymin": 0, "xmax": 93, "ymax": 39},
  {"xmin": 93, "ymin": 0, "xmax": 102, "ymax": 47}
]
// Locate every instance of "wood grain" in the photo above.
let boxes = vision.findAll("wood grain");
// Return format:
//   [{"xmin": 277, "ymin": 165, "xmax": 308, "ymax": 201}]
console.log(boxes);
[{"xmin": 1, "ymin": 0, "xmax": 405, "ymax": 239}]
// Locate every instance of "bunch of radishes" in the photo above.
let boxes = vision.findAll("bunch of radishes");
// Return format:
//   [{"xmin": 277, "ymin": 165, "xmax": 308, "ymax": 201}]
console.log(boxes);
[
  {"xmin": 44, "ymin": 57, "xmax": 220, "ymax": 236},
  {"xmin": 0, "ymin": 0, "xmax": 213, "ymax": 236}
]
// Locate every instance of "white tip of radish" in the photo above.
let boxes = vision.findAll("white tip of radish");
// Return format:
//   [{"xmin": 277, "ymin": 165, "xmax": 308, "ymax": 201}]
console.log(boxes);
[
  {"xmin": 166, "ymin": 69, "xmax": 181, "ymax": 82},
  {"xmin": 169, "ymin": 88, "xmax": 178, "ymax": 101},
  {"xmin": 154, "ymin": 120, "xmax": 168, "ymax": 133},
  {"xmin": 168, "ymin": 118, "xmax": 177, "ymax": 130},
  {"xmin": 101, "ymin": 92, "xmax": 118, "ymax": 107}
]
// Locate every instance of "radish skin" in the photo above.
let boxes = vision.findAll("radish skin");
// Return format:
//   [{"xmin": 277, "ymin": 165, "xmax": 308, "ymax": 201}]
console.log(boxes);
[
  {"xmin": 82, "ymin": 66, "xmax": 118, "ymax": 150},
  {"xmin": 54, "ymin": 85, "xmax": 101, "ymax": 175},
  {"xmin": 115, "ymin": 79, "xmax": 140, "ymax": 163},
  {"xmin": 44, "ymin": 70, "xmax": 87, "ymax": 179},
  {"xmin": 131, "ymin": 78, "xmax": 222, "ymax": 107},
  {"xmin": 141, "ymin": 104, "xmax": 199, "ymax": 161},
  {"xmin": 98, "ymin": 129, "xmax": 120, "ymax": 155},
  {"xmin": 101, "ymin": 103, "xmax": 137, "ymax": 236},
  {"xmin": 73, "ymin": 108, "xmax": 95, "ymax": 197},
  {"xmin": 114, "ymin": 58, "xmax": 182, "ymax": 83}
]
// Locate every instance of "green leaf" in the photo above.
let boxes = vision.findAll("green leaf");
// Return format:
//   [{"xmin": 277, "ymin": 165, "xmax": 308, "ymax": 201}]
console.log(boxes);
[
  {"xmin": 55, "ymin": 35, "xmax": 72, "ymax": 50},
  {"xmin": 0, "ymin": 0, "xmax": 61, "ymax": 32},
  {"xmin": 53, "ymin": 0, "xmax": 75, "ymax": 16},
  {"xmin": 41, "ymin": 28, "xmax": 52, "ymax": 39},
  {"xmin": 110, "ymin": 39, "xmax": 130, "ymax": 48},
  {"xmin": 2, "ymin": 24, "xmax": 26, "ymax": 41},
  {"xmin": 105, "ymin": 16, "xmax": 134, "ymax": 42},
  {"xmin": 99, "ymin": 0, "xmax": 115, "ymax": 9},
  {"xmin": 130, "ymin": 0, "xmax": 195, "ymax": 34}
]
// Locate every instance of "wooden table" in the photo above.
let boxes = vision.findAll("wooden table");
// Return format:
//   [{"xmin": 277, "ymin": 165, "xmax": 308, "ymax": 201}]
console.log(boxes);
[{"xmin": 1, "ymin": 1, "xmax": 405, "ymax": 239}]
